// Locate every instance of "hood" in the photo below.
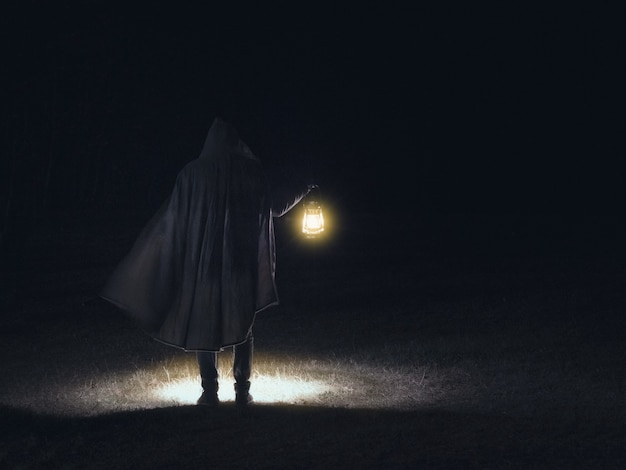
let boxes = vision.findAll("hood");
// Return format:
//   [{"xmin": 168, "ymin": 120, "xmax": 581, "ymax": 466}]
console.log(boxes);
[{"xmin": 198, "ymin": 117, "xmax": 258, "ymax": 162}]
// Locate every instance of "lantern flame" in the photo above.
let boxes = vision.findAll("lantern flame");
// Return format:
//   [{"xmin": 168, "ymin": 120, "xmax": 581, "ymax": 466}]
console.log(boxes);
[{"xmin": 302, "ymin": 201, "xmax": 325, "ymax": 237}]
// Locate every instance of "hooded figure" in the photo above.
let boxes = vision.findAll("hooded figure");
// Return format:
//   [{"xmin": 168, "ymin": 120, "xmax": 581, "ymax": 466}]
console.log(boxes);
[{"xmin": 100, "ymin": 118, "xmax": 311, "ymax": 405}]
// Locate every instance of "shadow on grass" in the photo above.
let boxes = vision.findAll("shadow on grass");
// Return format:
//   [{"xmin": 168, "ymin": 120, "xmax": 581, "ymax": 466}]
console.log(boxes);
[{"xmin": 2, "ymin": 401, "xmax": 625, "ymax": 469}]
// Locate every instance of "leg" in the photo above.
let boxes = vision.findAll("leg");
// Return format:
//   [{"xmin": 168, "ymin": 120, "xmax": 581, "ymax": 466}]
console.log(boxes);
[
  {"xmin": 233, "ymin": 334, "xmax": 254, "ymax": 405},
  {"xmin": 196, "ymin": 351, "xmax": 219, "ymax": 406},
  {"xmin": 233, "ymin": 335, "xmax": 253, "ymax": 383}
]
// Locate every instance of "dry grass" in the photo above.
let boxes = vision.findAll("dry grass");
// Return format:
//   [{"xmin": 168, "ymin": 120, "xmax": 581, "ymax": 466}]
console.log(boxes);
[{"xmin": 1, "ymin": 212, "xmax": 625, "ymax": 468}]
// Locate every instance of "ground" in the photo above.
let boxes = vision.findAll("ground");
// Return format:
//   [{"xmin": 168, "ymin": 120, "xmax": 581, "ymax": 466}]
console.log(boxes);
[{"xmin": 1, "ymin": 210, "xmax": 625, "ymax": 469}]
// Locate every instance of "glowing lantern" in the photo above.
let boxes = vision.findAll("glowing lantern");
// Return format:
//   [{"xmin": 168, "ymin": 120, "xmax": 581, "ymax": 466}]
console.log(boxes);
[{"xmin": 302, "ymin": 200, "xmax": 325, "ymax": 237}]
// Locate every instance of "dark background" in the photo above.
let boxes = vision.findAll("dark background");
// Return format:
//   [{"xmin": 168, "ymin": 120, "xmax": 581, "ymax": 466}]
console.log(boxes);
[
  {"xmin": 2, "ymin": 2, "xmax": 625, "ymax": 267},
  {"xmin": 2, "ymin": 6, "xmax": 626, "ymax": 467}
]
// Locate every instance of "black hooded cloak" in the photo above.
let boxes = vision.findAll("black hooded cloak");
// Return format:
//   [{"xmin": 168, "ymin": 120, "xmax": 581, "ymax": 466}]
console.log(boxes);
[{"xmin": 101, "ymin": 118, "xmax": 308, "ymax": 351}]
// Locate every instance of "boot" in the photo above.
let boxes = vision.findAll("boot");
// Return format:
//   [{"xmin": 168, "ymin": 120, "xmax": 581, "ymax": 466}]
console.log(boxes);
[
  {"xmin": 234, "ymin": 380, "xmax": 253, "ymax": 406},
  {"xmin": 196, "ymin": 347, "xmax": 219, "ymax": 407},
  {"xmin": 197, "ymin": 378, "xmax": 219, "ymax": 406}
]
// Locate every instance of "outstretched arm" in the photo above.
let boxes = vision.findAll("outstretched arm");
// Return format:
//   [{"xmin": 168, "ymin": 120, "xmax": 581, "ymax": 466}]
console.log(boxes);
[{"xmin": 271, "ymin": 184, "xmax": 317, "ymax": 217}]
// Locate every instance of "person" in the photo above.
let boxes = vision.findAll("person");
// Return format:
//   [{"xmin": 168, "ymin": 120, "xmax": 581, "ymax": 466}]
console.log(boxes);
[{"xmin": 100, "ymin": 117, "xmax": 314, "ymax": 406}]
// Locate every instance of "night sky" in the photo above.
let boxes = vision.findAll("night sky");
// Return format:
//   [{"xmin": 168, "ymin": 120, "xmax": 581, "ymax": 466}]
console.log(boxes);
[{"xmin": 2, "ymin": 3, "xmax": 625, "ymax": 225}]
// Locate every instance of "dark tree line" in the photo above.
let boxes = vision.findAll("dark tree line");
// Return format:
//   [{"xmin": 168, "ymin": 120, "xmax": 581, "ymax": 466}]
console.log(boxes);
[{"xmin": 2, "ymin": 7, "xmax": 172, "ymax": 278}]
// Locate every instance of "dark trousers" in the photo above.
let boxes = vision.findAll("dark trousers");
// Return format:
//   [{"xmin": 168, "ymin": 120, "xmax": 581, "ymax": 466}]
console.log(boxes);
[{"xmin": 196, "ymin": 335, "xmax": 254, "ymax": 389}]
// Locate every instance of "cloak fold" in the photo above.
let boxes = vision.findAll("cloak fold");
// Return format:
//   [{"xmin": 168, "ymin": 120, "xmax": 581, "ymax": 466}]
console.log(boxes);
[{"xmin": 101, "ymin": 118, "xmax": 306, "ymax": 351}]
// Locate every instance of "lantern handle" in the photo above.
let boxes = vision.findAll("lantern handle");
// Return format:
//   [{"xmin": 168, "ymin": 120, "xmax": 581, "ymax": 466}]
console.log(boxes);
[{"xmin": 303, "ymin": 184, "xmax": 321, "ymax": 209}]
